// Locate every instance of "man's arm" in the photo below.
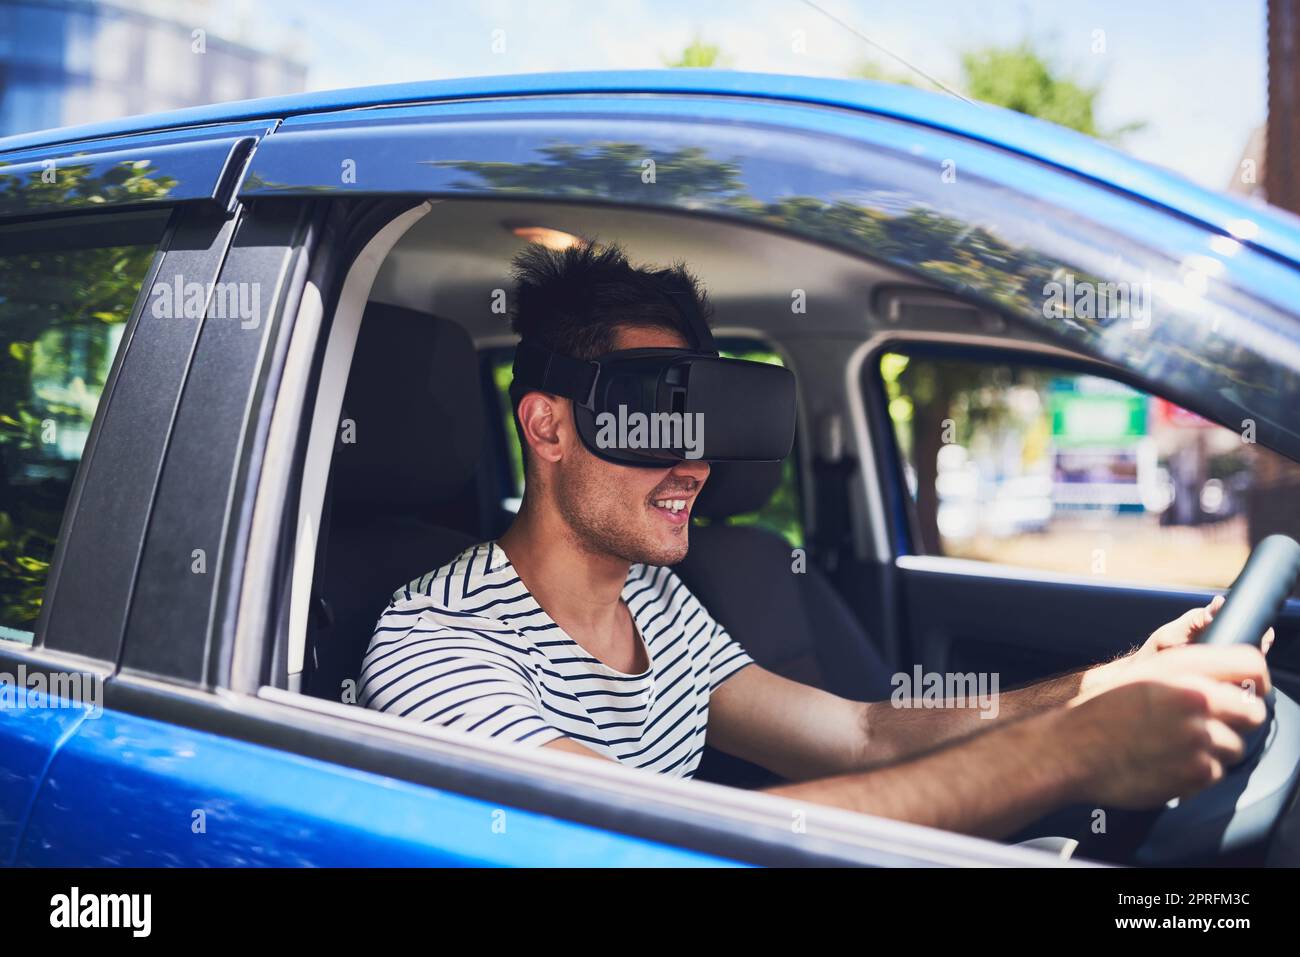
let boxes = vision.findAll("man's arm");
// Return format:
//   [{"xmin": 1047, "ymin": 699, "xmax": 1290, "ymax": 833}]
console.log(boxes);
[
  {"xmin": 545, "ymin": 644, "xmax": 1268, "ymax": 840},
  {"xmin": 543, "ymin": 737, "xmax": 615, "ymax": 761},
  {"xmin": 709, "ymin": 597, "xmax": 1242, "ymax": 778},
  {"xmin": 705, "ymin": 664, "xmax": 1094, "ymax": 779},
  {"xmin": 760, "ymin": 646, "xmax": 1269, "ymax": 839}
]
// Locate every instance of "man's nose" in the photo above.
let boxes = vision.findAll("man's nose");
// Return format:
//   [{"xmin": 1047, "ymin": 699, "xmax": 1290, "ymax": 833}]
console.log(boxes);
[{"xmin": 671, "ymin": 458, "xmax": 710, "ymax": 485}]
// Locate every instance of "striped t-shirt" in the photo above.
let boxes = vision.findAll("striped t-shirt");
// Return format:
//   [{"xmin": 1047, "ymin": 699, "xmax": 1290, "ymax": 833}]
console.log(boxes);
[{"xmin": 358, "ymin": 541, "xmax": 754, "ymax": 777}]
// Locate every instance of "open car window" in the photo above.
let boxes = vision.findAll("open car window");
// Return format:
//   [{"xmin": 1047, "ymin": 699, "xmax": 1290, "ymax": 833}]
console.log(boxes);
[{"xmin": 877, "ymin": 345, "xmax": 1300, "ymax": 591}]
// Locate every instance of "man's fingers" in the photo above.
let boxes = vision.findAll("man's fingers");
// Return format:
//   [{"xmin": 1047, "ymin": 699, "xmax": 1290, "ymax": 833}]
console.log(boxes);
[
  {"xmin": 1186, "ymin": 596, "xmax": 1224, "ymax": 634},
  {"xmin": 1157, "ymin": 597, "xmax": 1223, "ymax": 647},
  {"xmin": 1157, "ymin": 644, "xmax": 1272, "ymax": 696},
  {"xmin": 1263, "ymin": 627, "xmax": 1275, "ymax": 656},
  {"xmin": 1202, "ymin": 717, "xmax": 1246, "ymax": 767},
  {"xmin": 1196, "ymin": 677, "xmax": 1269, "ymax": 735}
]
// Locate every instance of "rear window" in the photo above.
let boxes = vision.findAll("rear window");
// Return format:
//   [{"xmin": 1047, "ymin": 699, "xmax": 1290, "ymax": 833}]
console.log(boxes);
[{"xmin": 0, "ymin": 212, "xmax": 166, "ymax": 642}]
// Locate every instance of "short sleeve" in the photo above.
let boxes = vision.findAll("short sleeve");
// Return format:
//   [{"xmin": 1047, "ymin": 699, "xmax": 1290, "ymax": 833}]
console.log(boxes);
[
  {"xmin": 359, "ymin": 606, "xmax": 565, "ymax": 748},
  {"xmin": 705, "ymin": 617, "xmax": 755, "ymax": 690}
]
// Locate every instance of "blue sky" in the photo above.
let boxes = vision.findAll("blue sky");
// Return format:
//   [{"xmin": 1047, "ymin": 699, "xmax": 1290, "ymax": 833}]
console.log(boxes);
[{"xmin": 238, "ymin": 0, "xmax": 1265, "ymax": 191}]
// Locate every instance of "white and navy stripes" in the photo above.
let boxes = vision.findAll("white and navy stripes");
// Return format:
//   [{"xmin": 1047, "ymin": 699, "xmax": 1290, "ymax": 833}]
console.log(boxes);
[{"xmin": 358, "ymin": 541, "xmax": 754, "ymax": 777}]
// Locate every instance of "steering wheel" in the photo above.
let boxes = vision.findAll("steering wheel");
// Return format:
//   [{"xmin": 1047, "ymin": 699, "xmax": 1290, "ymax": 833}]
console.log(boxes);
[{"xmin": 1129, "ymin": 534, "xmax": 1300, "ymax": 865}]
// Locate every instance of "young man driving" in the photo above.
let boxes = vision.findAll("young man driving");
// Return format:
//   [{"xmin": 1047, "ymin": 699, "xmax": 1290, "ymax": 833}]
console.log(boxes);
[{"xmin": 359, "ymin": 242, "xmax": 1272, "ymax": 840}]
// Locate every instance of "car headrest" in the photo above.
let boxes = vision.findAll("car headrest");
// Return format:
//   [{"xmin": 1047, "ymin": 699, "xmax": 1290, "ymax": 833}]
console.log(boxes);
[
  {"xmin": 332, "ymin": 303, "xmax": 484, "ymax": 510},
  {"xmin": 693, "ymin": 460, "xmax": 784, "ymax": 519}
]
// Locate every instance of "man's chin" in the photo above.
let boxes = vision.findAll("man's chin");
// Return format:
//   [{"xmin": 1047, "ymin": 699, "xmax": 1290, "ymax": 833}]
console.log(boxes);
[{"xmin": 642, "ymin": 530, "xmax": 691, "ymax": 567}]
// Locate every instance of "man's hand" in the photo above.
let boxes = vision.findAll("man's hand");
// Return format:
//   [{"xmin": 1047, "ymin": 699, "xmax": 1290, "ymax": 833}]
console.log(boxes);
[
  {"xmin": 1065, "ymin": 642, "xmax": 1271, "ymax": 808},
  {"xmin": 1137, "ymin": 594, "xmax": 1275, "ymax": 658},
  {"xmin": 1080, "ymin": 595, "xmax": 1274, "ymax": 703}
]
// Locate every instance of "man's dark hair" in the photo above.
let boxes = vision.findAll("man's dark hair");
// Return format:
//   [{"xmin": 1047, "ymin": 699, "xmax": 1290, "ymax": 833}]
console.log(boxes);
[{"xmin": 508, "ymin": 240, "xmax": 712, "ymax": 360}]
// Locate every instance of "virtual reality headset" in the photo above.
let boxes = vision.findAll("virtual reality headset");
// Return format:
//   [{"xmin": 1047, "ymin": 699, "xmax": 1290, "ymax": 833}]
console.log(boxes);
[{"xmin": 509, "ymin": 296, "xmax": 796, "ymax": 468}]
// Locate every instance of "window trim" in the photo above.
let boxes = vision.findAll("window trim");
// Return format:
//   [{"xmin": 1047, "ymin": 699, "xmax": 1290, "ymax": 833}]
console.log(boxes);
[
  {"xmin": 115, "ymin": 201, "xmax": 315, "ymax": 684},
  {"xmin": 231, "ymin": 199, "xmax": 434, "ymax": 694},
  {"xmin": 0, "ymin": 121, "xmax": 273, "ymax": 223}
]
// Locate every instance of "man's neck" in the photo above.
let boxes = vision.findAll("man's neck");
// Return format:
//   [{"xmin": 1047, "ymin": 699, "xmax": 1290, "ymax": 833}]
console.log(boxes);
[{"xmin": 497, "ymin": 503, "xmax": 630, "ymax": 636}]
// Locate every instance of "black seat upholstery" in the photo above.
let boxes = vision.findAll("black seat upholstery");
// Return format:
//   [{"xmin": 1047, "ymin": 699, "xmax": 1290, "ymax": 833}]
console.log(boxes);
[
  {"xmin": 303, "ymin": 303, "xmax": 488, "ymax": 702},
  {"xmin": 676, "ymin": 461, "xmax": 894, "ymax": 787}
]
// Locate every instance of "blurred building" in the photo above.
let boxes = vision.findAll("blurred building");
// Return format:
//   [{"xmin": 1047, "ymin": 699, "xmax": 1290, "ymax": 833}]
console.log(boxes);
[{"xmin": 0, "ymin": 0, "xmax": 307, "ymax": 138}]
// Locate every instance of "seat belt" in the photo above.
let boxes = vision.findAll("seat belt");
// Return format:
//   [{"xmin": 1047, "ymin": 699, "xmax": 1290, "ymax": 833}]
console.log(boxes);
[
  {"xmin": 810, "ymin": 413, "xmax": 856, "ymax": 574},
  {"xmin": 302, "ymin": 411, "xmax": 343, "ymax": 697}
]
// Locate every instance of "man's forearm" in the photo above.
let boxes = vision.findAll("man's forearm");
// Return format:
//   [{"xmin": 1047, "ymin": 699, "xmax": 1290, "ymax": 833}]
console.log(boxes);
[
  {"xmin": 862, "ymin": 652, "xmax": 1135, "ymax": 765},
  {"xmin": 769, "ymin": 706, "xmax": 1085, "ymax": 839}
]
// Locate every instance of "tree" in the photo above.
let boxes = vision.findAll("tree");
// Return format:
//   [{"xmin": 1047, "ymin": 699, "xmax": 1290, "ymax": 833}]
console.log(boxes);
[
  {"xmin": 854, "ymin": 40, "xmax": 1144, "ymax": 142},
  {"xmin": 0, "ymin": 159, "xmax": 171, "ymax": 630},
  {"xmin": 961, "ymin": 43, "xmax": 1143, "ymax": 141},
  {"xmin": 664, "ymin": 37, "xmax": 730, "ymax": 69}
]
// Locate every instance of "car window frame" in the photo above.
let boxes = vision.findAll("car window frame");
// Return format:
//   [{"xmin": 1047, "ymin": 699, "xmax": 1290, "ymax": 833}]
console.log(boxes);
[{"xmin": 191, "ymin": 193, "xmax": 1065, "ymax": 869}]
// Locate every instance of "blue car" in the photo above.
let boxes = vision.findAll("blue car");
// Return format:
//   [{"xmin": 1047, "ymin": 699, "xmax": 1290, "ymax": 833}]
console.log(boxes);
[{"xmin": 1, "ymin": 71, "xmax": 1299, "ymax": 867}]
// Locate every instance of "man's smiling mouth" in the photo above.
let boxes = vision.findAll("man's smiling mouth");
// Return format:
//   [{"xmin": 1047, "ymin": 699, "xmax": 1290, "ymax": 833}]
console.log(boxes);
[{"xmin": 652, "ymin": 498, "xmax": 688, "ymax": 513}]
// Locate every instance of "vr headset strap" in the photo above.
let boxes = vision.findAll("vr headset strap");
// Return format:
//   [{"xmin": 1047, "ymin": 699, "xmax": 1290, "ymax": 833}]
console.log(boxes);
[
  {"xmin": 512, "ymin": 338, "xmax": 599, "ymax": 404},
  {"xmin": 662, "ymin": 288, "xmax": 716, "ymax": 353}
]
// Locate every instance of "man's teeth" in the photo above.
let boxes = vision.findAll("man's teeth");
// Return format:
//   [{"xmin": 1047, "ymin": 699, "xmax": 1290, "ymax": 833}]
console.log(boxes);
[{"xmin": 653, "ymin": 499, "xmax": 688, "ymax": 513}]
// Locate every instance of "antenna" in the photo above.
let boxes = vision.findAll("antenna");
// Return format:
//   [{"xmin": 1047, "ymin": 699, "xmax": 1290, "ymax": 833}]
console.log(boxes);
[{"xmin": 796, "ymin": 0, "xmax": 975, "ymax": 104}]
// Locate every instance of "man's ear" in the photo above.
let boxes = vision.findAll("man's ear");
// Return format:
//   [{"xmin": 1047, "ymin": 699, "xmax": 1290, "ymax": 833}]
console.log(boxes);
[{"xmin": 516, "ymin": 391, "xmax": 570, "ymax": 465}]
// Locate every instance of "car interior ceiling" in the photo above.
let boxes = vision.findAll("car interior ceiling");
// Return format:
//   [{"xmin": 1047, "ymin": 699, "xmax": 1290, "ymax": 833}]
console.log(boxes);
[{"xmin": 301, "ymin": 198, "xmax": 1076, "ymax": 788}]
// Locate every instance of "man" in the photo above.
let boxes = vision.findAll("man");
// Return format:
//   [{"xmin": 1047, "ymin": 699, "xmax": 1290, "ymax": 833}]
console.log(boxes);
[{"xmin": 359, "ymin": 242, "xmax": 1271, "ymax": 840}]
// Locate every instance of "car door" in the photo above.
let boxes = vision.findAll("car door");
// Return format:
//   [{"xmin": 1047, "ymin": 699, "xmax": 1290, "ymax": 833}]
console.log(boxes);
[
  {"xmin": 1, "ymin": 91, "xmax": 1071, "ymax": 867},
  {"xmin": 0, "ymin": 121, "xmax": 267, "ymax": 863},
  {"xmin": 863, "ymin": 338, "xmax": 1300, "ymax": 698}
]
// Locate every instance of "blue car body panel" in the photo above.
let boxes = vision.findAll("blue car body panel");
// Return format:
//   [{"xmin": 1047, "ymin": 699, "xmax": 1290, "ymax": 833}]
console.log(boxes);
[
  {"xmin": 0, "ymin": 689, "xmax": 88, "ymax": 865},
  {"xmin": 3, "ymin": 70, "xmax": 1299, "ymax": 267},
  {"xmin": 12, "ymin": 703, "xmax": 740, "ymax": 867}
]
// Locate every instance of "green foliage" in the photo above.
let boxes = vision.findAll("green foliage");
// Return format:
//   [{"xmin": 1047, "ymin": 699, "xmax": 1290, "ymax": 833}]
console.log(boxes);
[
  {"xmin": 437, "ymin": 142, "xmax": 748, "ymax": 204},
  {"xmin": 664, "ymin": 38, "xmax": 730, "ymax": 69},
  {"xmin": 493, "ymin": 357, "xmax": 526, "ymax": 495},
  {"xmin": 854, "ymin": 40, "xmax": 1144, "ymax": 142},
  {"xmin": 0, "ymin": 162, "xmax": 166, "ymax": 634},
  {"xmin": 960, "ymin": 43, "xmax": 1148, "ymax": 140},
  {"xmin": 850, "ymin": 59, "xmax": 921, "ymax": 88},
  {"xmin": 962, "ymin": 44, "xmax": 1102, "ymax": 135}
]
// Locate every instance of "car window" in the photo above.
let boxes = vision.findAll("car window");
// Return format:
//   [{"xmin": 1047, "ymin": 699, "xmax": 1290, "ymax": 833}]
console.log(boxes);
[
  {"xmin": 0, "ymin": 213, "xmax": 166, "ymax": 643},
  {"xmin": 878, "ymin": 347, "xmax": 1300, "ymax": 591},
  {"xmin": 487, "ymin": 340, "xmax": 804, "ymax": 547}
]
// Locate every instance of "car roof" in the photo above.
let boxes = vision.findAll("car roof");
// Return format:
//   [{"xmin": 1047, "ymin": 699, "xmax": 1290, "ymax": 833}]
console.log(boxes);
[{"xmin": 4, "ymin": 69, "xmax": 1300, "ymax": 268}]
